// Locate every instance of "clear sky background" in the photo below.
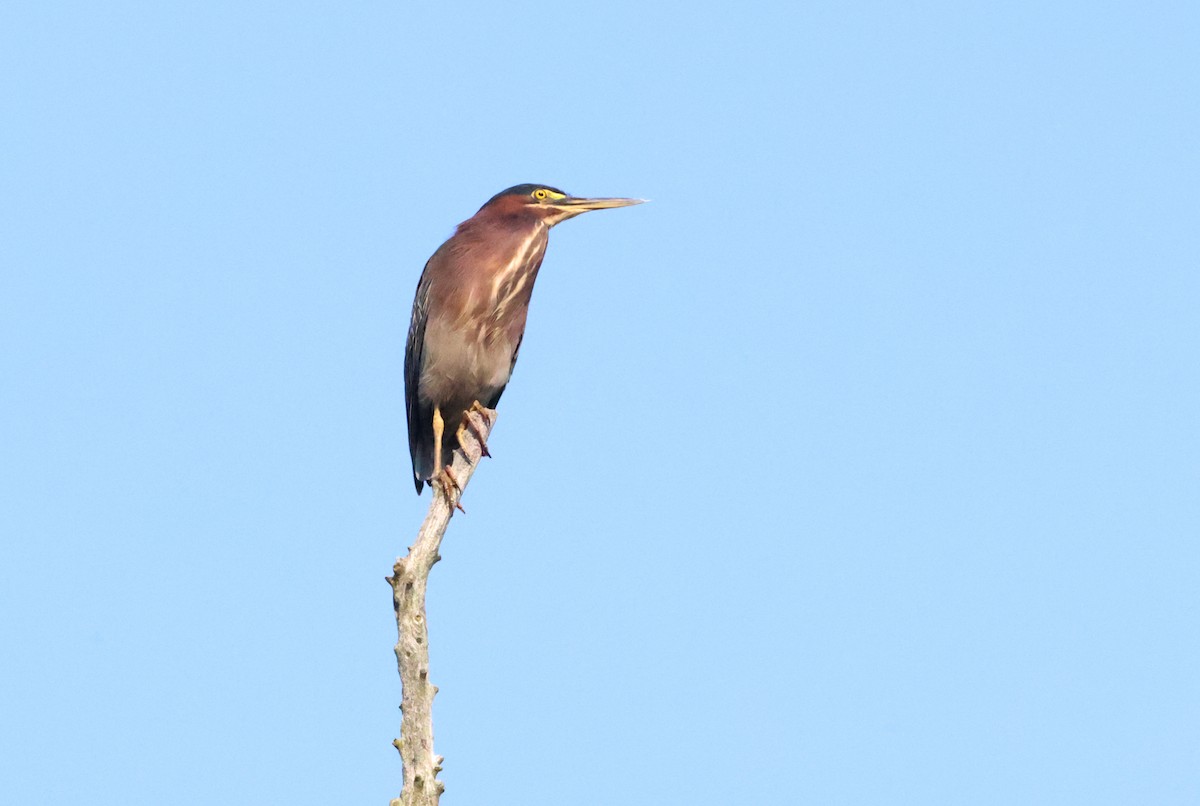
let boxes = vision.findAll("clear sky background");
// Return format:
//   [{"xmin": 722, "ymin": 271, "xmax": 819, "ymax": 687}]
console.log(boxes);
[{"xmin": 2, "ymin": 2, "xmax": 1197, "ymax": 804}]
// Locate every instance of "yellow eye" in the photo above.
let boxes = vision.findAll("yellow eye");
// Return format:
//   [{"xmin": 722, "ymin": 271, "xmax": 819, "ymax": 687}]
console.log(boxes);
[{"xmin": 533, "ymin": 188, "xmax": 548, "ymax": 200}]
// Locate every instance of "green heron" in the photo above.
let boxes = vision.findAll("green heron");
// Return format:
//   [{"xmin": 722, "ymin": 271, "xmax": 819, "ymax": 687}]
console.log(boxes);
[{"xmin": 404, "ymin": 184, "xmax": 643, "ymax": 494}]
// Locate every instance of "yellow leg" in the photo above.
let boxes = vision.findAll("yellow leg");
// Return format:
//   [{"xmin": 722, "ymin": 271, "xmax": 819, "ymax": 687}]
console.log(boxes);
[
  {"xmin": 431, "ymin": 405, "xmax": 444, "ymax": 474},
  {"xmin": 431, "ymin": 405, "xmax": 464, "ymax": 511}
]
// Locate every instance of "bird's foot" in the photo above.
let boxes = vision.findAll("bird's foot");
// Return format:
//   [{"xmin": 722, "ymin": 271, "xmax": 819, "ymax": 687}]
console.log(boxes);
[
  {"xmin": 458, "ymin": 404, "xmax": 492, "ymax": 458},
  {"xmin": 435, "ymin": 466, "xmax": 465, "ymax": 513}
]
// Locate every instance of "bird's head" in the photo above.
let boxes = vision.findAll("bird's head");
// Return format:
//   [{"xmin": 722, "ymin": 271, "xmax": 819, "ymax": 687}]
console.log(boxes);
[{"xmin": 479, "ymin": 184, "xmax": 644, "ymax": 227}]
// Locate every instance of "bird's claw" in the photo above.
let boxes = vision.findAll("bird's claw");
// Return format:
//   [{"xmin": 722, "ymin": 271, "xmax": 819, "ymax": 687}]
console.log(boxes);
[
  {"xmin": 463, "ymin": 403, "xmax": 493, "ymax": 458},
  {"xmin": 435, "ymin": 466, "xmax": 465, "ymax": 513}
]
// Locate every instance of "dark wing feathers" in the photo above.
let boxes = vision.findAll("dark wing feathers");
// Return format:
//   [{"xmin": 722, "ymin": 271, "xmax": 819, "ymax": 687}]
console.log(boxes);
[{"xmin": 404, "ymin": 262, "xmax": 433, "ymax": 493}]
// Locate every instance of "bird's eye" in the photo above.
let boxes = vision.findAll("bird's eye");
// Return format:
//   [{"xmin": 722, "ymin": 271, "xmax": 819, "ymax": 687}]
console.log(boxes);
[{"xmin": 533, "ymin": 189, "xmax": 548, "ymax": 200}]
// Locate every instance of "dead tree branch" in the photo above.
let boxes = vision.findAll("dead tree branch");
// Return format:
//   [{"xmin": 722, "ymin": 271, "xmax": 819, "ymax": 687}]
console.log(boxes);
[{"xmin": 387, "ymin": 406, "xmax": 497, "ymax": 806}]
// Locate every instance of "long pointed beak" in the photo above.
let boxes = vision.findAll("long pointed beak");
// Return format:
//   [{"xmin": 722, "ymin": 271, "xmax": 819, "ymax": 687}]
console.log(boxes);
[{"xmin": 551, "ymin": 196, "xmax": 646, "ymax": 213}]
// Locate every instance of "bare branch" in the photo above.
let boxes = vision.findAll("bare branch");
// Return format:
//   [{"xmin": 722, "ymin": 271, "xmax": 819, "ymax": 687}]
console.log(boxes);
[{"xmin": 387, "ymin": 407, "xmax": 497, "ymax": 806}]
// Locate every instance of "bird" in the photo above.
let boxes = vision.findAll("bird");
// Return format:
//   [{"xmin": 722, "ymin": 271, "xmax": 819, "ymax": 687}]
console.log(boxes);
[{"xmin": 404, "ymin": 184, "xmax": 643, "ymax": 494}]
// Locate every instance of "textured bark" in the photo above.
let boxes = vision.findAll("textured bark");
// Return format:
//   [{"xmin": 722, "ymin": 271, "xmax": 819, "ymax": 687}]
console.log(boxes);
[{"xmin": 387, "ymin": 407, "xmax": 496, "ymax": 806}]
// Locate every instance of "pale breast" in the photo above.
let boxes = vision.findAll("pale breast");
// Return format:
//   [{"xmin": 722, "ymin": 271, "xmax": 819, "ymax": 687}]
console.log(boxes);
[{"xmin": 419, "ymin": 314, "xmax": 516, "ymax": 407}]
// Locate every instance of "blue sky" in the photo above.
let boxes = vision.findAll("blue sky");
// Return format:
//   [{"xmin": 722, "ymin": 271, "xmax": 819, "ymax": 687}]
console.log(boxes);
[{"xmin": 2, "ymin": 1, "xmax": 1198, "ymax": 804}]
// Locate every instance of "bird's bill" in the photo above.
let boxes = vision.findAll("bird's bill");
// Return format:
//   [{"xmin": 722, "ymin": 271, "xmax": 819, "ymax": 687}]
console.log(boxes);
[{"xmin": 551, "ymin": 196, "xmax": 646, "ymax": 212}]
